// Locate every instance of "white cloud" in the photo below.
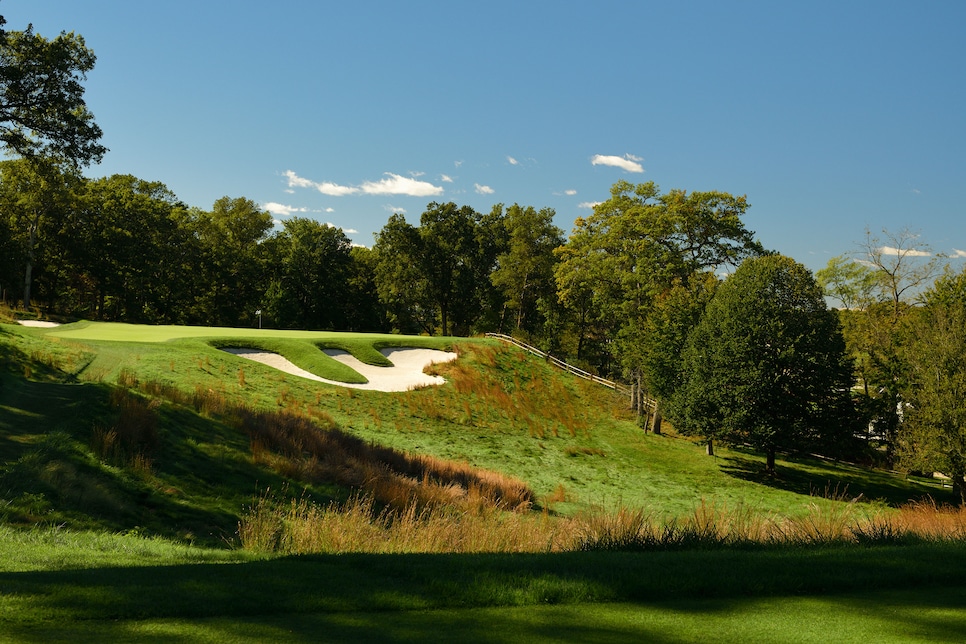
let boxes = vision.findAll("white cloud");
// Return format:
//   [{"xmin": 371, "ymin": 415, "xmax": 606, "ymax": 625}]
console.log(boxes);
[
  {"xmin": 384, "ymin": 204, "xmax": 407, "ymax": 214},
  {"xmin": 344, "ymin": 228, "xmax": 358, "ymax": 234},
  {"xmin": 591, "ymin": 153, "xmax": 644, "ymax": 173},
  {"xmin": 360, "ymin": 173, "xmax": 444, "ymax": 196},
  {"xmin": 324, "ymin": 207, "xmax": 335, "ymax": 213},
  {"xmin": 507, "ymin": 155, "xmax": 519, "ymax": 165},
  {"xmin": 284, "ymin": 170, "xmax": 358, "ymax": 196},
  {"xmin": 283, "ymin": 170, "xmax": 315, "ymax": 189},
  {"xmin": 952, "ymin": 249, "xmax": 966, "ymax": 258},
  {"xmin": 578, "ymin": 201, "xmax": 600, "ymax": 209},
  {"xmin": 454, "ymin": 160, "xmax": 463, "ymax": 168},
  {"xmin": 284, "ymin": 169, "xmax": 443, "ymax": 197},
  {"xmin": 440, "ymin": 174, "xmax": 454, "ymax": 183},
  {"xmin": 263, "ymin": 202, "xmax": 309, "ymax": 217},
  {"xmin": 475, "ymin": 183, "xmax": 494, "ymax": 195},
  {"xmin": 564, "ymin": 189, "xmax": 577, "ymax": 196},
  {"xmin": 880, "ymin": 246, "xmax": 932, "ymax": 257}
]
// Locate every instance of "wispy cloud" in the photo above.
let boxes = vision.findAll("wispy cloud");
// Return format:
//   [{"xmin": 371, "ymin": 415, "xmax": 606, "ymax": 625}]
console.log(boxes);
[
  {"xmin": 880, "ymin": 246, "xmax": 932, "ymax": 257},
  {"xmin": 578, "ymin": 201, "xmax": 600, "ymax": 209},
  {"xmin": 284, "ymin": 170, "xmax": 443, "ymax": 197},
  {"xmin": 384, "ymin": 204, "xmax": 407, "ymax": 214},
  {"xmin": 475, "ymin": 183, "xmax": 494, "ymax": 195},
  {"xmin": 952, "ymin": 249, "xmax": 966, "ymax": 258},
  {"xmin": 564, "ymin": 189, "xmax": 577, "ymax": 196},
  {"xmin": 360, "ymin": 173, "xmax": 443, "ymax": 196},
  {"xmin": 507, "ymin": 155, "xmax": 519, "ymax": 165},
  {"xmin": 263, "ymin": 202, "xmax": 309, "ymax": 217},
  {"xmin": 591, "ymin": 153, "xmax": 644, "ymax": 173},
  {"xmin": 440, "ymin": 174, "xmax": 454, "ymax": 183},
  {"xmin": 284, "ymin": 170, "xmax": 358, "ymax": 196}
]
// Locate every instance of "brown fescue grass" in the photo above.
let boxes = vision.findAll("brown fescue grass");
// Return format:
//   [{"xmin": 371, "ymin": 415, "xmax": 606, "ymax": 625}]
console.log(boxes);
[
  {"xmin": 238, "ymin": 493, "xmax": 571, "ymax": 554},
  {"xmin": 91, "ymin": 387, "xmax": 160, "ymax": 471},
  {"xmin": 233, "ymin": 406, "xmax": 534, "ymax": 513},
  {"xmin": 238, "ymin": 494, "xmax": 966, "ymax": 555},
  {"xmin": 410, "ymin": 343, "xmax": 594, "ymax": 438}
]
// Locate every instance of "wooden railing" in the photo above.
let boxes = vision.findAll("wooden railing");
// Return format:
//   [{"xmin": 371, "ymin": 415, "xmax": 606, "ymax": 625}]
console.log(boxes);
[{"xmin": 483, "ymin": 333, "xmax": 656, "ymax": 411}]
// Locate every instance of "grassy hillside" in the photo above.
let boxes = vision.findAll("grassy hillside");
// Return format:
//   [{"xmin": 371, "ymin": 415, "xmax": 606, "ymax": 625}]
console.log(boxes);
[
  {"xmin": 1, "ymin": 320, "xmax": 953, "ymax": 544},
  {"xmin": 4, "ymin": 320, "xmax": 966, "ymax": 640}
]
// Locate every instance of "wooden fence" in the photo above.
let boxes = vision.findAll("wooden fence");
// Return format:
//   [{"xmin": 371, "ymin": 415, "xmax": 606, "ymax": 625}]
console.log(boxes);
[{"xmin": 483, "ymin": 333, "xmax": 657, "ymax": 412}]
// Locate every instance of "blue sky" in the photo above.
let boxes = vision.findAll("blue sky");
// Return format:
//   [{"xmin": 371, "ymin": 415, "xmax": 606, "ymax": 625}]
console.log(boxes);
[{"xmin": 6, "ymin": 1, "xmax": 965, "ymax": 272}]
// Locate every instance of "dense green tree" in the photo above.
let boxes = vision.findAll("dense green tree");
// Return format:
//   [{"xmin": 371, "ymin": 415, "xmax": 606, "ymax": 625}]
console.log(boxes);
[
  {"xmin": 373, "ymin": 203, "xmax": 503, "ymax": 336},
  {"xmin": 344, "ymin": 246, "xmax": 388, "ymax": 332},
  {"xmin": 191, "ymin": 197, "xmax": 273, "ymax": 326},
  {"xmin": 818, "ymin": 228, "xmax": 948, "ymax": 457},
  {"xmin": 896, "ymin": 266, "xmax": 966, "ymax": 499},
  {"xmin": 670, "ymin": 255, "xmax": 855, "ymax": 473},
  {"xmin": 65, "ymin": 175, "xmax": 186, "ymax": 321},
  {"xmin": 418, "ymin": 202, "xmax": 486, "ymax": 336},
  {"xmin": 263, "ymin": 218, "xmax": 354, "ymax": 330},
  {"xmin": 0, "ymin": 158, "xmax": 78, "ymax": 307},
  {"xmin": 0, "ymin": 20, "xmax": 106, "ymax": 166},
  {"xmin": 490, "ymin": 203, "xmax": 563, "ymax": 337},
  {"xmin": 372, "ymin": 213, "xmax": 434, "ymax": 334},
  {"xmin": 554, "ymin": 180, "xmax": 764, "ymax": 404},
  {"xmin": 639, "ymin": 272, "xmax": 719, "ymax": 432}
]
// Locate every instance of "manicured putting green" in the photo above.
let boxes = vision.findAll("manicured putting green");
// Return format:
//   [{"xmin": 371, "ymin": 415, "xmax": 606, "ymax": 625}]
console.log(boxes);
[{"xmin": 46, "ymin": 321, "xmax": 406, "ymax": 344}]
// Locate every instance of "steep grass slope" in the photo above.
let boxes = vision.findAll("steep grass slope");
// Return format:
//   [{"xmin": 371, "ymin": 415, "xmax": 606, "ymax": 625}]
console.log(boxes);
[{"xmin": 0, "ymin": 321, "xmax": 953, "ymax": 547}]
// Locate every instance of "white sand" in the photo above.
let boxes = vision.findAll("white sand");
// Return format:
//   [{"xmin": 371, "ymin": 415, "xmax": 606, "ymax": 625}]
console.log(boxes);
[
  {"xmin": 222, "ymin": 347, "xmax": 458, "ymax": 392},
  {"xmin": 17, "ymin": 320, "xmax": 61, "ymax": 328}
]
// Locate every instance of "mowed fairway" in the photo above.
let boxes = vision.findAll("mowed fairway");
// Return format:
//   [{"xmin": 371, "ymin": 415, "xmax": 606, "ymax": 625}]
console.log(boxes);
[{"xmin": 46, "ymin": 321, "xmax": 408, "ymax": 343}]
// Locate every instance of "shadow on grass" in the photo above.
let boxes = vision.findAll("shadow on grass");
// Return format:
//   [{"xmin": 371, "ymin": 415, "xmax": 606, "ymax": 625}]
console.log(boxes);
[
  {"xmin": 2, "ymin": 545, "xmax": 966, "ymax": 642},
  {"xmin": 718, "ymin": 450, "xmax": 957, "ymax": 506}
]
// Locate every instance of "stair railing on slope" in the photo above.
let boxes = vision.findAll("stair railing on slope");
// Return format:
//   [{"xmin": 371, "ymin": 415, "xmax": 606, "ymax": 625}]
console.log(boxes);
[{"xmin": 483, "ymin": 333, "xmax": 656, "ymax": 411}]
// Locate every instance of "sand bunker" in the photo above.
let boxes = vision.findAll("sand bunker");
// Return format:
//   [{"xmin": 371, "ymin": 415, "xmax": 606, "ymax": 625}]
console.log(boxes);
[
  {"xmin": 222, "ymin": 347, "xmax": 458, "ymax": 392},
  {"xmin": 17, "ymin": 320, "xmax": 61, "ymax": 328}
]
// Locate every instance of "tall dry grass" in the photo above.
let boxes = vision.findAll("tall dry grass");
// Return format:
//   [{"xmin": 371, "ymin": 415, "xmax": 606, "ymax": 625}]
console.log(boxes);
[
  {"xmin": 91, "ymin": 386, "xmax": 160, "ymax": 475},
  {"xmin": 414, "ymin": 343, "xmax": 594, "ymax": 439},
  {"xmin": 233, "ymin": 406, "xmax": 534, "ymax": 513},
  {"xmin": 238, "ymin": 493, "xmax": 570, "ymax": 554},
  {"xmin": 238, "ymin": 494, "xmax": 966, "ymax": 555}
]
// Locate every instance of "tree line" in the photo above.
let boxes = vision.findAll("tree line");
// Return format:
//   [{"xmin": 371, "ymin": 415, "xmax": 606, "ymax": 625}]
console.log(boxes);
[{"xmin": 3, "ymin": 12, "xmax": 966, "ymax": 497}]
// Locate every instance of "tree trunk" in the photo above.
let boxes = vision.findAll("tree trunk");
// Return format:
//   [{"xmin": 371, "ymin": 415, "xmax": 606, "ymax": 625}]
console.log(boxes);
[
  {"xmin": 766, "ymin": 448, "xmax": 776, "ymax": 475},
  {"xmin": 652, "ymin": 402, "xmax": 662, "ymax": 435},
  {"xmin": 706, "ymin": 439, "xmax": 714, "ymax": 456},
  {"xmin": 23, "ymin": 211, "xmax": 40, "ymax": 308}
]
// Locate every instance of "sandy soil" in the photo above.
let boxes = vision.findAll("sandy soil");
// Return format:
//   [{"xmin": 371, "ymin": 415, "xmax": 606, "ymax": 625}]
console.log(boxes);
[{"xmin": 222, "ymin": 347, "xmax": 458, "ymax": 392}]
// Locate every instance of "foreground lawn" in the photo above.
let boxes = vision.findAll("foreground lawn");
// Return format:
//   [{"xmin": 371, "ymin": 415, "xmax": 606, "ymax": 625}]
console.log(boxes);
[{"xmin": 2, "ymin": 527, "xmax": 965, "ymax": 642}]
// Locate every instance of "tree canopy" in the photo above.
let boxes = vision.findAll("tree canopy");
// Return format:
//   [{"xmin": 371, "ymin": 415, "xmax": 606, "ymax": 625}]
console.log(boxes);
[
  {"xmin": 670, "ymin": 255, "xmax": 855, "ymax": 473},
  {"xmin": 0, "ymin": 20, "xmax": 106, "ymax": 166}
]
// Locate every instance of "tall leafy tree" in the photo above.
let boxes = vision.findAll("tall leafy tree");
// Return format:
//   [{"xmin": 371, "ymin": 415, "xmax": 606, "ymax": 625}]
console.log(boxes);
[
  {"xmin": 191, "ymin": 197, "xmax": 273, "ymax": 326},
  {"xmin": 896, "ymin": 266, "xmax": 966, "ymax": 500},
  {"xmin": 263, "ymin": 218, "xmax": 354, "ymax": 330},
  {"xmin": 419, "ymin": 202, "xmax": 486, "ymax": 336},
  {"xmin": 554, "ymin": 180, "xmax": 764, "ymax": 404},
  {"xmin": 670, "ymin": 255, "xmax": 855, "ymax": 473},
  {"xmin": 0, "ymin": 158, "xmax": 78, "ymax": 307},
  {"xmin": 490, "ymin": 203, "xmax": 563, "ymax": 337},
  {"xmin": 639, "ymin": 272, "xmax": 719, "ymax": 431},
  {"xmin": 65, "ymin": 174, "xmax": 185, "ymax": 321},
  {"xmin": 372, "ymin": 203, "xmax": 501, "ymax": 336},
  {"xmin": 372, "ymin": 213, "xmax": 434, "ymax": 334},
  {"xmin": 0, "ymin": 19, "xmax": 106, "ymax": 167},
  {"xmin": 818, "ymin": 228, "xmax": 948, "ymax": 456}
]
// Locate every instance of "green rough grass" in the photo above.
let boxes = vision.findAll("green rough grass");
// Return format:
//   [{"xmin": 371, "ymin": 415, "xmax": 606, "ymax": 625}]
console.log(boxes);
[
  {"xmin": 3, "ymin": 320, "xmax": 966, "ymax": 641},
  {"xmin": 1, "ymin": 320, "xmax": 953, "ymax": 542},
  {"xmin": 2, "ymin": 527, "xmax": 965, "ymax": 642}
]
